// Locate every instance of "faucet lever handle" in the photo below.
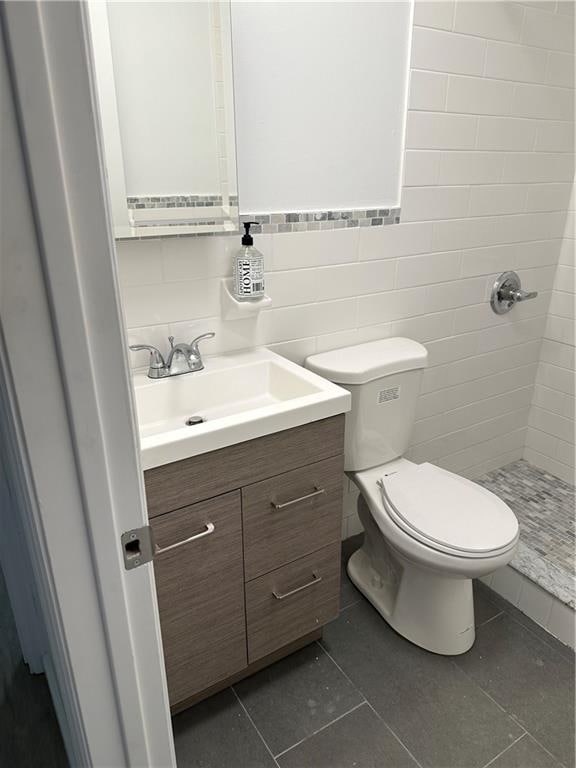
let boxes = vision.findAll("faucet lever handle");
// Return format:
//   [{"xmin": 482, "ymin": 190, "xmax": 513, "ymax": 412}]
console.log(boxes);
[
  {"xmin": 129, "ymin": 344, "xmax": 165, "ymax": 366},
  {"xmin": 189, "ymin": 332, "xmax": 216, "ymax": 354},
  {"xmin": 168, "ymin": 335, "xmax": 175, "ymax": 349}
]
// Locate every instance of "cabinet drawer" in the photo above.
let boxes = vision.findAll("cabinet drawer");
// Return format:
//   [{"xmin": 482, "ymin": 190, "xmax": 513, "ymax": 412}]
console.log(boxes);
[
  {"xmin": 245, "ymin": 542, "xmax": 340, "ymax": 663},
  {"xmin": 242, "ymin": 455, "xmax": 344, "ymax": 580},
  {"xmin": 145, "ymin": 415, "xmax": 345, "ymax": 517},
  {"xmin": 151, "ymin": 492, "xmax": 247, "ymax": 707}
]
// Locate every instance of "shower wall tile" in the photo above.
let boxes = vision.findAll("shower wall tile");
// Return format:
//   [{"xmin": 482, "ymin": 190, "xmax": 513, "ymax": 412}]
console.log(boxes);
[
  {"xmin": 413, "ymin": 1, "xmax": 455, "ymax": 32},
  {"xmin": 525, "ymin": 182, "xmax": 575, "ymax": 481},
  {"xmin": 484, "ymin": 40, "xmax": 548, "ymax": 84},
  {"xmin": 116, "ymin": 0, "xmax": 574, "ymax": 487},
  {"xmin": 411, "ymin": 27, "xmax": 486, "ymax": 76},
  {"xmin": 453, "ymin": 1, "xmax": 524, "ymax": 43}
]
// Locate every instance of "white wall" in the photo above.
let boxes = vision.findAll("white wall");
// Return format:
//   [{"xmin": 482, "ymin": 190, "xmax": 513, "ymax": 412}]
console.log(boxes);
[
  {"xmin": 525, "ymin": 181, "xmax": 575, "ymax": 483},
  {"xmin": 116, "ymin": 0, "xmax": 575, "ymax": 537},
  {"xmin": 232, "ymin": 1, "xmax": 411, "ymax": 212},
  {"xmin": 107, "ymin": 2, "xmax": 219, "ymax": 195}
]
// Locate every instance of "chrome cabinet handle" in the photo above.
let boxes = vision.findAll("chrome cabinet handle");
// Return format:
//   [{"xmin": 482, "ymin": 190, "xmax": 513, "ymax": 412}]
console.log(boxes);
[
  {"xmin": 271, "ymin": 486, "xmax": 325, "ymax": 510},
  {"xmin": 154, "ymin": 522, "xmax": 215, "ymax": 556},
  {"xmin": 272, "ymin": 573, "xmax": 322, "ymax": 600}
]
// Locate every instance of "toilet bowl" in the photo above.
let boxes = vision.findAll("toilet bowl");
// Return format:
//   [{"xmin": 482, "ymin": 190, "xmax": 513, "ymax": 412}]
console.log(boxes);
[
  {"xmin": 306, "ymin": 338, "xmax": 519, "ymax": 655},
  {"xmin": 348, "ymin": 459, "xmax": 518, "ymax": 654}
]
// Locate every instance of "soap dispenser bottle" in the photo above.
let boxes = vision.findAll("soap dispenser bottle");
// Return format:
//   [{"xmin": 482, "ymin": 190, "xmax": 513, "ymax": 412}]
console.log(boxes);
[{"xmin": 233, "ymin": 221, "xmax": 265, "ymax": 301}]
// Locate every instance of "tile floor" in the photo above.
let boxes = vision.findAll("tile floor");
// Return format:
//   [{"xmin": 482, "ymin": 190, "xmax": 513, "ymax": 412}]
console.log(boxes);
[
  {"xmin": 0, "ymin": 564, "xmax": 67, "ymax": 768},
  {"xmin": 477, "ymin": 460, "xmax": 575, "ymax": 607},
  {"xmin": 173, "ymin": 536, "xmax": 575, "ymax": 768}
]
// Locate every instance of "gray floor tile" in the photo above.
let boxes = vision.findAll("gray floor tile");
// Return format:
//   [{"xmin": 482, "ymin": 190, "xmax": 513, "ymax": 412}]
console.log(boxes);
[
  {"xmin": 0, "ymin": 661, "xmax": 68, "ymax": 768},
  {"xmin": 474, "ymin": 580, "xmax": 504, "ymax": 627},
  {"xmin": 454, "ymin": 614, "xmax": 575, "ymax": 767},
  {"xmin": 172, "ymin": 688, "xmax": 275, "ymax": 768},
  {"xmin": 234, "ymin": 641, "xmax": 364, "ymax": 757},
  {"xmin": 486, "ymin": 588, "xmax": 575, "ymax": 662},
  {"xmin": 277, "ymin": 703, "xmax": 419, "ymax": 768},
  {"xmin": 487, "ymin": 734, "xmax": 562, "ymax": 768},
  {"xmin": 1, "ymin": 564, "xmax": 67, "ymax": 768},
  {"xmin": 321, "ymin": 601, "xmax": 523, "ymax": 768}
]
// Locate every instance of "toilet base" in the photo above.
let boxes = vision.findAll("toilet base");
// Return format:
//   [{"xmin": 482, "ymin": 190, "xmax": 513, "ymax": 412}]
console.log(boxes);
[{"xmin": 347, "ymin": 546, "xmax": 476, "ymax": 656}]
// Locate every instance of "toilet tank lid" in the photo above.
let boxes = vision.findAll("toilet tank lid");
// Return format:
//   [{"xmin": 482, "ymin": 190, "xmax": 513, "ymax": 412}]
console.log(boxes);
[{"xmin": 305, "ymin": 337, "xmax": 428, "ymax": 385}]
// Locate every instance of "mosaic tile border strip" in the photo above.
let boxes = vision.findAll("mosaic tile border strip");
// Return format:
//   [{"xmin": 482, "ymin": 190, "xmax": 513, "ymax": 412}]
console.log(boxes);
[
  {"xmin": 241, "ymin": 207, "xmax": 401, "ymax": 234},
  {"xmin": 127, "ymin": 194, "xmax": 239, "ymax": 210},
  {"xmin": 116, "ymin": 204, "xmax": 401, "ymax": 239}
]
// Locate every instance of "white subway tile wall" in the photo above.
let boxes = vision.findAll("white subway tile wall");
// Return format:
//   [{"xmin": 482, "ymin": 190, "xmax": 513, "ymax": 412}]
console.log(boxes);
[
  {"xmin": 525, "ymin": 183, "xmax": 576, "ymax": 484},
  {"xmin": 116, "ymin": 1, "xmax": 575, "ymax": 539}
]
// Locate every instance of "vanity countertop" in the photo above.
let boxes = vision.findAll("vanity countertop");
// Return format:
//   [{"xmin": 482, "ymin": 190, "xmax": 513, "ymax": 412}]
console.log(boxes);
[{"xmin": 132, "ymin": 347, "xmax": 350, "ymax": 470}]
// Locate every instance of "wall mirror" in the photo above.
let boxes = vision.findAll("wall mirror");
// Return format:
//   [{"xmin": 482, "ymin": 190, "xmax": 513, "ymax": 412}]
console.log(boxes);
[{"xmin": 88, "ymin": 1, "xmax": 238, "ymax": 239}]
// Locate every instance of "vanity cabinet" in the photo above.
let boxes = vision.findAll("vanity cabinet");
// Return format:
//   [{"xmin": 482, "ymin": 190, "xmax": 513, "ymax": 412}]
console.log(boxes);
[{"xmin": 145, "ymin": 414, "xmax": 345, "ymax": 713}]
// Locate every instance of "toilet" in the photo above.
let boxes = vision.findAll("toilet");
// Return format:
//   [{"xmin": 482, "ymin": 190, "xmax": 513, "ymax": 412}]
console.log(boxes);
[{"xmin": 306, "ymin": 338, "xmax": 519, "ymax": 655}]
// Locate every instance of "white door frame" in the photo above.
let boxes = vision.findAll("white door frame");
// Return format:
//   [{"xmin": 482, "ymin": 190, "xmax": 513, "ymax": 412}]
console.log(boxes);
[{"xmin": 1, "ymin": 2, "xmax": 175, "ymax": 765}]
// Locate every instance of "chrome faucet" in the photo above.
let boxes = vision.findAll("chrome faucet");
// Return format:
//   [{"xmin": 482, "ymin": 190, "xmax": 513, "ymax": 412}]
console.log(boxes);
[{"xmin": 130, "ymin": 332, "xmax": 215, "ymax": 379}]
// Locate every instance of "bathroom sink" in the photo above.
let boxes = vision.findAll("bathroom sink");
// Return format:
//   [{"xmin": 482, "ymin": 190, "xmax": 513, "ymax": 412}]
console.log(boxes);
[{"xmin": 132, "ymin": 348, "xmax": 350, "ymax": 469}]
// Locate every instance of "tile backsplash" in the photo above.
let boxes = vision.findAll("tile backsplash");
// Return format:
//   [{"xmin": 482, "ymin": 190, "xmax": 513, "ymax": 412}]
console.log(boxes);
[{"xmin": 117, "ymin": 0, "xmax": 575, "ymax": 537}]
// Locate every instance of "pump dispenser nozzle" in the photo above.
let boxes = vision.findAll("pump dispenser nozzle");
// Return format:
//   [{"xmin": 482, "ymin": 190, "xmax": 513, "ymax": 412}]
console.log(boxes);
[{"xmin": 242, "ymin": 221, "xmax": 259, "ymax": 246}]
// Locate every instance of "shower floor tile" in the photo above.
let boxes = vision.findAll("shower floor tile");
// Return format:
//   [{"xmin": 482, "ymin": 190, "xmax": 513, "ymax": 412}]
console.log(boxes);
[{"xmin": 477, "ymin": 460, "xmax": 575, "ymax": 607}]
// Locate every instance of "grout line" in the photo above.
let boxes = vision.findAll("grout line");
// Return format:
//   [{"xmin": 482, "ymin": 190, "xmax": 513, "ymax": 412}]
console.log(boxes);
[
  {"xmin": 501, "ymin": 603, "xmax": 576, "ymax": 662},
  {"xmin": 524, "ymin": 731, "xmax": 570, "ymax": 768},
  {"xmin": 340, "ymin": 598, "xmax": 362, "ymax": 616},
  {"xmin": 363, "ymin": 700, "xmax": 426, "ymax": 768},
  {"xmin": 339, "ymin": 596, "xmax": 362, "ymax": 614},
  {"xmin": 272, "ymin": 701, "xmax": 367, "ymax": 760},
  {"xmin": 231, "ymin": 686, "xmax": 281, "ymax": 768},
  {"xmin": 475, "ymin": 609, "xmax": 505, "ymax": 628},
  {"xmin": 480, "ymin": 733, "xmax": 527, "ymax": 768},
  {"xmin": 319, "ymin": 643, "xmax": 425, "ymax": 768},
  {"xmin": 450, "ymin": 659, "xmax": 528, "ymax": 735}
]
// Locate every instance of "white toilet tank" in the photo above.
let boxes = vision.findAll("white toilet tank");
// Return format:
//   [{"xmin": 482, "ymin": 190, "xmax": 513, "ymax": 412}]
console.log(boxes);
[{"xmin": 306, "ymin": 338, "xmax": 428, "ymax": 471}]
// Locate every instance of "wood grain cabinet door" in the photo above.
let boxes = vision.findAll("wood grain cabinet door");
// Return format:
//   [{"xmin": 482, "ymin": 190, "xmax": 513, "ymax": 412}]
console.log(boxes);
[
  {"xmin": 242, "ymin": 455, "xmax": 344, "ymax": 580},
  {"xmin": 150, "ymin": 491, "xmax": 247, "ymax": 707}
]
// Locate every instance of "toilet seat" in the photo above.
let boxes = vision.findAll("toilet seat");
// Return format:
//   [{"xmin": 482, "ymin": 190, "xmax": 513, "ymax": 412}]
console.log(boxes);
[{"xmin": 377, "ymin": 463, "xmax": 519, "ymax": 559}]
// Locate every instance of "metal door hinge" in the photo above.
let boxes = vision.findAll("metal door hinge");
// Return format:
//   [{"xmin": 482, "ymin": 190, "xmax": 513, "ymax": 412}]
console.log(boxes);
[{"xmin": 121, "ymin": 525, "xmax": 154, "ymax": 570}]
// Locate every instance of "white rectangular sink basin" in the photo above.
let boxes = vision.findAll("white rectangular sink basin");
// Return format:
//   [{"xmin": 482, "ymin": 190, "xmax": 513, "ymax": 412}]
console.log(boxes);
[{"xmin": 132, "ymin": 348, "xmax": 350, "ymax": 469}]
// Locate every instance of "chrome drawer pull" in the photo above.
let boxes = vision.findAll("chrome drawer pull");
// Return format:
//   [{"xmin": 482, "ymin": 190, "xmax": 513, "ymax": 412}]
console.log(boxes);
[
  {"xmin": 154, "ymin": 522, "xmax": 215, "ymax": 555},
  {"xmin": 272, "ymin": 573, "xmax": 322, "ymax": 600},
  {"xmin": 271, "ymin": 486, "xmax": 325, "ymax": 510}
]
